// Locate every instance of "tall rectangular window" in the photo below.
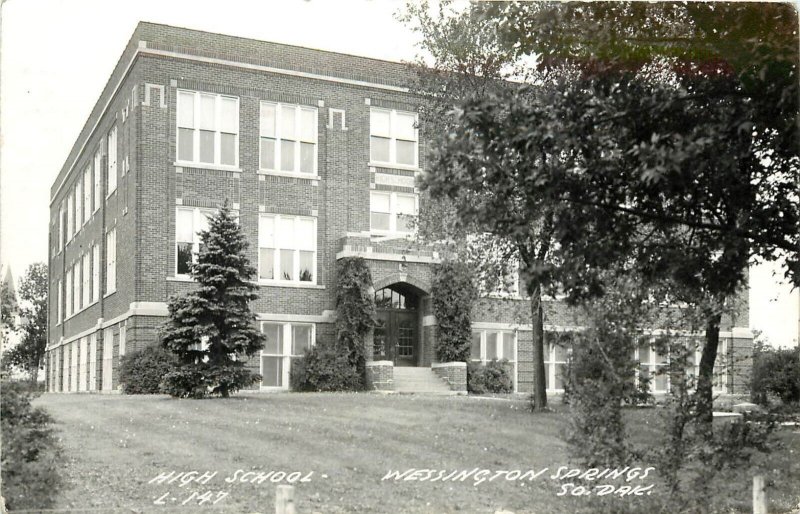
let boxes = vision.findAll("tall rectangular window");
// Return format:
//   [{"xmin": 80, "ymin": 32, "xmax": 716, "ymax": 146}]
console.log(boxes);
[
  {"xmin": 637, "ymin": 341, "xmax": 668, "ymax": 393},
  {"xmin": 175, "ymin": 207, "xmax": 214, "ymax": 275},
  {"xmin": 67, "ymin": 193, "xmax": 74, "ymax": 241},
  {"xmin": 72, "ymin": 262, "xmax": 81, "ymax": 313},
  {"xmin": 58, "ymin": 202, "xmax": 65, "ymax": 249},
  {"xmin": 78, "ymin": 337, "xmax": 88, "ymax": 392},
  {"xmin": 258, "ymin": 214, "xmax": 316, "ymax": 283},
  {"xmin": 370, "ymin": 108, "xmax": 418, "ymax": 167},
  {"xmin": 544, "ymin": 339, "xmax": 569, "ymax": 392},
  {"xmin": 177, "ymin": 91, "xmax": 239, "ymax": 167},
  {"xmin": 88, "ymin": 334, "xmax": 97, "ymax": 391},
  {"xmin": 56, "ymin": 279, "xmax": 62, "ymax": 323},
  {"xmin": 259, "ymin": 102, "xmax": 317, "ymax": 175},
  {"xmin": 471, "ymin": 329, "xmax": 517, "ymax": 391},
  {"xmin": 65, "ymin": 268, "xmax": 72, "ymax": 318},
  {"xmin": 369, "ymin": 191, "xmax": 417, "ymax": 234},
  {"xmin": 93, "ymin": 148, "xmax": 102, "ymax": 211},
  {"xmin": 83, "ymin": 165, "xmax": 92, "ymax": 222},
  {"xmin": 260, "ymin": 322, "xmax": 314, "ymax": 389},
  {"xmin": 106, "ymin": 228, "xmax": 116, "ymax": 294},
  {"xmin": 107, "ymin": 126, "xmax": 117, "ymax": 195},
  {"xmin": 92, "ymin": 245, "xmax": 100, "ymax": 302},
  {"xmin": 74, "ymin": 180, "xmax": 82, "ymax": 234},
  {"xmin": 70, "ymin": 342, "xmax": 78, "ymax": 392},
  {"xmin": 82, "ymin": 252, "xmax": 91, "ymax": 307}
]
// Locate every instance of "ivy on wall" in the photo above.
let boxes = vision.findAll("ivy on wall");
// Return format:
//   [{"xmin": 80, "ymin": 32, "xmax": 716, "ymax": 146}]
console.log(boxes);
[
  {"xmin": 335, "ymin": 257, "xmax": 377, "ymax": 385},
  {"xmin": 432, "ymin": 260, "xmax": 479, "ymax": 362}
]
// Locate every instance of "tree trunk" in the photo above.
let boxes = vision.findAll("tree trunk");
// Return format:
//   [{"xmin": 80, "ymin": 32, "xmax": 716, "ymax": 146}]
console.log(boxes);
[
  {"xmin": 695, "ymin": 312, "xmax": 722, "ymax": 438},
  {"xmin": 530, "ymin": 281, "xmax": 548, "ymax": 410}
]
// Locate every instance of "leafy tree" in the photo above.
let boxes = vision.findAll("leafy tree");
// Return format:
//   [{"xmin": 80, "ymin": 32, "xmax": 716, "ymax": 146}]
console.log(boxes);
[
  {"xmin": 401, "ymin": 0, "xmax": 568, "ymax": 409},
  {"xmin": 161, "ymin": 202, "xmax": 264, "ymax": 398},
  {"xmin": 1, "ymin": 263, "xmax": 48, "ymax": 383},
  {"xmin": 334, "ymin": 257, "xmax": 375, "ymax": 387},
  {"xmin": 414, "ymin": 0, "xmax": 798, "ymax": 430}
]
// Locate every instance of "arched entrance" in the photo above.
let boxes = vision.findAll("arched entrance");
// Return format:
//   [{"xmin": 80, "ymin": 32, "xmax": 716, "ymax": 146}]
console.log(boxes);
[{"xmin": 373, "ymin": 283, "xmax": 423, "ymax": 366}]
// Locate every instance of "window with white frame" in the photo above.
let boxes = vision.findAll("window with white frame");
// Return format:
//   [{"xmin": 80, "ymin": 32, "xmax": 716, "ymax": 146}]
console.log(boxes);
[
  {"xmin": 67, "ymin": 193, "xmax": 74, "ymax": 241},
  {"xmin": 72, "ymin": 261, "xmax": 81, "ymax": 313},
  {"xmin": 78, "ymin": 336, "xmax": 88, "ymax": 392},
  {"xmin": 369, "ymin": 191, "xmax": 417, "ymax": 234},
  {"xmin": 260, "ymin": 322, "xmax": 314, "ymax": 389},
  {"xmin": 61, "ymin": 344, "xmax": 69, "ymax": 391},
  {"xmin": 177, "ymin": 91, "xmax": 239, "ymax": 167},
  {"xmin": 544, "ymin": 339, "xmax": 570, "ymax": 391},
  {"xmin": 56, "ymin": 279, "xmax": 62, "ymax": 323},
  {"xmin": 687, "ymin": 339, "xmax": 728, "ymax": 394},
  {"xmin": 70, "ymin": 342, "xmax": 78, "ymax": 392},
  {"xmin": 88, "ymin": 334, "xmax": 97, "ymax": 391},
  {"xmin": 74, "ymin": 180, "xmax": 82, "ymax": 234},
  {"xmin": 637, "ymin": 341, "xmax": 669, "ymax": 393},
  {"xmin": 107, "ymin": 126, "xmax": 117, "ymax": 195},
  {"xmin": 260, "ymin": 102, "xmax": 317, "ymax": 175},
  {"xmin": 65, "ymin": 268, "xmax": 72, "ymax": 318},
  {"xmin": 92, "ymin": 245, "xmax": 100, "ymax": 302},
  {"xmin": 105, "ymin": 228, "xmax": 116, "ymax": 294},
  {"xmin": 82, "ymin": 252, "xmax": 90, "ymax": 308},
  {"xmin": 175, "ymin": 207, "xmax": 215, "ymax": 276},
  {"xmin": 470, "ymin": 329, "xmax": 517, "ymax": 389},
  {"xmin": 83, "ymin": 165, "xmax": 92, "ymax": 223},
  {"xmin": 58, "ymin": 202, "xmax": 65, "ymax": 249},
  {"xmin": 370, "ymin": 108, "xmax": 418, "ymax": 167},
  {"xmin": 93, "ymin": 148, "xmax": 102, "ymax": 212},
  {"xmin": 258, "ymin": 214, "xmax": 316, "ymax": 283}
]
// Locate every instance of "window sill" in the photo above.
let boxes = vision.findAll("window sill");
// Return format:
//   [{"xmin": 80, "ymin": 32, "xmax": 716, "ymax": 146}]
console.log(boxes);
[
  {"xmin": 369, "ymin": 162, "xmax": 420, "ymax": 172},
  {"xmin": 257, "ymin": 281, "xmax": 325, "ymax": 290},
  {"xmin": 174, "ymin": 162, "xmax": 242, "ymax": 173},
  {"xmin": 103, "ymin": 290, "xmax": 116, "ymax": 299},
  {"xmin": 257, "ymin": 169, "xmax": 320, "ymax": 181},
  {"xmin": 369, "ymin": 231, "xmax": 415, "ymax": 240},
  {"xmin": 167, "ymin": 275, "xmax": 195, "ymax": 283},
  {"xmin": 106, "ymin": 189, "xmax": 117, "ymax": 200}
]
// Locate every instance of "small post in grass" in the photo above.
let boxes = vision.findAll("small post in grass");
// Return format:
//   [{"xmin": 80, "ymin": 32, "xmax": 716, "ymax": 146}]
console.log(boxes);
[
  {"xmin": 753, "ymin": 475, "xmax": 767, "ymax": 514},
  {"xmin": 276, "ymin": 484, "xmax": 296, "ymax": 514}
]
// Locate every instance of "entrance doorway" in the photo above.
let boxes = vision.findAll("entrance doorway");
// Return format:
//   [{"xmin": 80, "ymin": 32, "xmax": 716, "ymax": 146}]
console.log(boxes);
[{"xmin": 373, "ymin": 285, "xmax": 419, "ymax": 366}]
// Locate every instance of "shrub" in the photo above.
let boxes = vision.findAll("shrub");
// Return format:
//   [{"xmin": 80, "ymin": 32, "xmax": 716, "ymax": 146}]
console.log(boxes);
[
  {"xmin": 335, "ymin": 257, "xmax": 375, "ymax": 388},
  {"xmin": 432, "ymin": 261, "xmax": 479, "ymax": 362},
  {"xmin": 119, "ymin": 345, "xmax": 178, "ymax": 394},
  {"xmin": 467, "ymin": 359, "xmax": 513, "ymax": 394},
  {"xmin": 1, "ymin": 380, "xmax": 63, "ymax": 511},
  {"xmin": 160, "ymin": 363, "xmax": 260, "ymax": 399},
  {"xmin": 290, "ymin": 344, "xmax": 363, "ymax": 392},
  {"xmin": 751, "ymin": 345, "xmax": 800, "ymax": 406}
]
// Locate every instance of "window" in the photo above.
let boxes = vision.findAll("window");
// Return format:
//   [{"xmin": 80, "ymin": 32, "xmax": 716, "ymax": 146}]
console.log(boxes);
[
  {"xmin": 102, "ymin": 328, "xmax": 113, "ymax": 391},
  {"xmin": 685, "ymin": 339, "xmax": 728, "ymax": 394},
  {"xmin": 107, "ymin": 126, "xmax": 117, "ymax": 195},
  {"xmin": 74, "ymin": 179, "xmax": 82, "ymax": 234},
  {"xmin": 67, "ymin": 193, "xmax": 74, "ymax": 241},
  {"xmin": 260, "ymin": 322, "xmax": 314, "ymax": 389},
  {"xmin": 83, "ymin": 165, "xmax": 92, "ymax": 223},
  {"xmin": 259, "ymin": 102, "xmax": 317, "ymax": 175},
  {"xmin": 177, "ymin": 91, "xmax": 239, "ymax": 167},
  {"xmin": 72, "ymin": 262, "xmax": 81, "ymax": 313},
  {"xmin": 65, "ymin": 268, "xmax": 73, "ymax": 318},
  {"xmin": 61, "ymin": 345, "xmax": 68, "ymax": 392},
  {"xmin": 637, "ymin": 341, "xmax": 669, "ymax": 393},
  {"xmin": 119, "ymin": 323, "xmax": 126, "ymax": 357},
  {"xmin": 56, "ymin": 279, "xmax": 62, "ymax": 323},
  {"xmin": 88, "ymin": 334, "xmax": 97, "ymax": 391},
  {"xmin": 92, "ymin": 245, "xmax": 100, "ymax": 302},
  {"xmin": 258, "ymin": 214, "xmax": 316, "ymax": 283},
  {"xmin": 369, "ymin": 192, "xmax": 417, "ymax": 234},
  {"xmin": 175, "ymin": 207, "xmax": 215, "ymax": 275},
  {"xmin": 93, "ymin": 148, "xmax": 102, "ymax": 212},
  {"xmin": 471, "ymin": 329, "xmax": 517, "ymax": 391},
  {"xmin": 70, "ymin": 342, "xmax": 79, "ymax": 392},
  {"xmin": 106, "ymin": 228, "xmax": 116, "ymax": 294},
  {"xmin": 58, "ymin": 202, "xmax": 65, "ymax": 249},
  {"xmin": 544, "ymin": 339, "xmax": 569, "ymax": 392},
  {"xmin": 370, "ymin": 108, "xmax": 418, "ymax": 167},
  {"xmin": 78, "ymin": 337, "xmax": 88, "ymax": 392},
  {"xmin": 82, "ymin": 252, "xmax": 91, "ymax": 308}
]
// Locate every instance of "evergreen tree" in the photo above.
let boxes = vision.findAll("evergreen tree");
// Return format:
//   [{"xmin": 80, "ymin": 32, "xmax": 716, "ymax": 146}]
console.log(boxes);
[{"xmin": 161, "ymin": 202, "xmax": 265, "ymax": 398}]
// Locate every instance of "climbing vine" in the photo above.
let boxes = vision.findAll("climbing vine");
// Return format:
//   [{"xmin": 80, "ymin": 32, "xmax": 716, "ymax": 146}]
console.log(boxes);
[
  {"xmin": 432, "ymin": 260, "xmax": 479, "ymax": 362},
  {"xmin": 335, "ymin": 257, "xmax": 376, "ymax": 385}
]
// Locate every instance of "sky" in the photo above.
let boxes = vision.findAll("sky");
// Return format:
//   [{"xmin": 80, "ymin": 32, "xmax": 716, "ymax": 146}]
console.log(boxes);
[{"xmin": 0, "ymin": 0, "xmax": 797, "ymax": 348}]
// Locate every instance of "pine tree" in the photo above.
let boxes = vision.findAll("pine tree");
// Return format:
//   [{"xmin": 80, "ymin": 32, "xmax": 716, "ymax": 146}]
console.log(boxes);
[{"xmin": 161, "ymin": 201, "xmax": 265, "ymax": 398}]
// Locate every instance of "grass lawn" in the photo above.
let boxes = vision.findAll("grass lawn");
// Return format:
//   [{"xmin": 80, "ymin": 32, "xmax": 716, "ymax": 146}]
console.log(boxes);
[{"xmin": 32, "ymin": 393, "xmax": 800, "ymax": 514}]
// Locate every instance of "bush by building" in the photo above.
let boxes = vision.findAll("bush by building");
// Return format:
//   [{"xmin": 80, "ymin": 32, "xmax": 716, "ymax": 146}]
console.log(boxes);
[
  {"xmin": 467, "ymin": 359, "xmax": 513, "ymax": 394},
  {"xmin": 290, "ymin": 344, "xmax": 363, "ymax": 392},
  {"xmin": 751, "ymin": 345, "xmax": 800, "ymax": 406},
  {"xmin": 119, "ymin": 345, "xmax": 178, "ymax": 394},
  {"xmin": 1, "ymin": 380, "xmax": 63, "ymax": 511}
]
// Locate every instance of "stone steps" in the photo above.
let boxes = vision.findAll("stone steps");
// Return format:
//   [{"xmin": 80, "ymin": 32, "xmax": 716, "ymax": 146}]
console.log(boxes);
[{"xmin": 392, "ymin": 367, "xmax": 454, "ymax": 394}]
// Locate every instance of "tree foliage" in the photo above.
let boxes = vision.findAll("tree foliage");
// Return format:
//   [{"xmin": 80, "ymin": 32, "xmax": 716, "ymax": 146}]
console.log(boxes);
[
  {"xmin": 1, "ymin": 263, "xmax": 48, "ymax": 383},
  {"xmin": 431, "ymin": 260, "xmax": 479, "ymax": 362},
  {"xmin": 160, "ymin": 202, "xmax": 264, "ymax": 398},
  {"xmin": 334, "ymin": 257, "xmax": 375, "ymax": 387}
]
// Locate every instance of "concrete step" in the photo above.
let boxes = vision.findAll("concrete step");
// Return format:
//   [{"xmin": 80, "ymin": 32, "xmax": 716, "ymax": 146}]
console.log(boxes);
[{"xmin": 392, "ymin": 367, "xmax": 454, "ymax": 394}]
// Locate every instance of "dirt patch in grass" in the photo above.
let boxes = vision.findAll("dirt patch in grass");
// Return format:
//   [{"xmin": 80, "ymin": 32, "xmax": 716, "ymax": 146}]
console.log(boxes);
[{"xmin": 33, "ymin": 393, "xmax": 800, "ymax": 513}]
